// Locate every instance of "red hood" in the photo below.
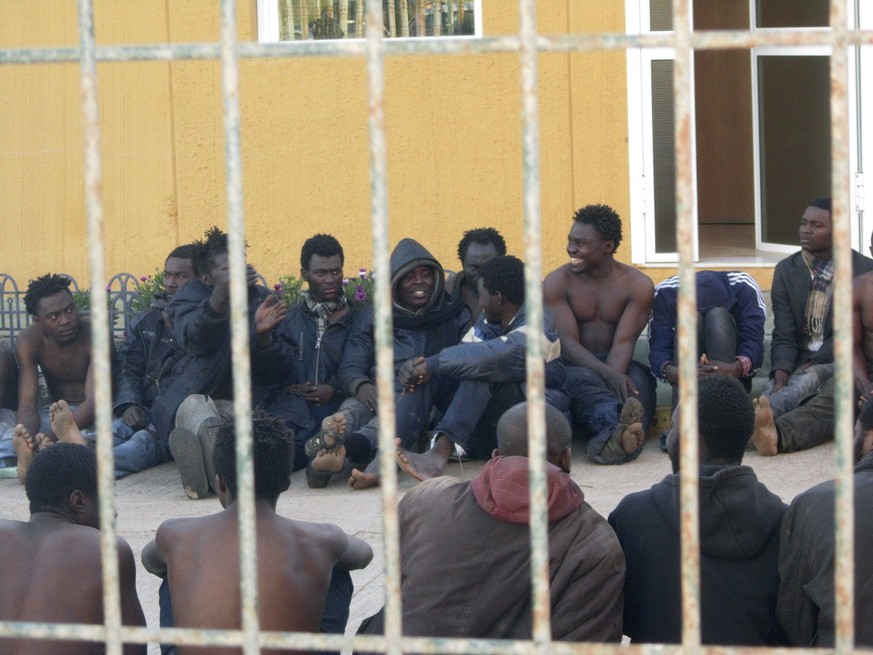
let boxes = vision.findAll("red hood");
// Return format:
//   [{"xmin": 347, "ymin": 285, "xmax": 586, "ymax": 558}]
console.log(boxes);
[{"xmin": 471, "ymin": 455, "xmax": 583, "ymax": 525}]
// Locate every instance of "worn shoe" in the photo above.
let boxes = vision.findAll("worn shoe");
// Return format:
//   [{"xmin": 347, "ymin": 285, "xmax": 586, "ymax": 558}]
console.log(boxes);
[
  {"xmin": 197, "ymin": 417, "xmax": 223, "ymax": 495},
  {"xmin": 169, "ymin": 427, "xmax": 209, "ymax": 500}
]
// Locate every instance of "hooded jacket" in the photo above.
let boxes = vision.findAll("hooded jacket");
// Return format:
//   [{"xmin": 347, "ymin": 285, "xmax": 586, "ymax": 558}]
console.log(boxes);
[
  {"xmin": 361, "ymin": 456, "xmax": 625, "ymax": 642},
  {"xmin": 339, "ymin": 239, "xmax": 465, "ymax": 397},
  {"xmin": 648, "ymin": 271, "xmax": 766, "ymax": 381},
  {"xmin": 609, "ymin": 465, "xmax": 788, "ymax": 645}
]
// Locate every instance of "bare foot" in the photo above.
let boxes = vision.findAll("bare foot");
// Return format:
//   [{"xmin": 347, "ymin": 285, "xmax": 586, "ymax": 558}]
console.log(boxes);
[
  {"xmin": 619, "ymin": 422, "xmax": 646, "ymax": 453},
  {"xmin": 35, "ymin": 433, "xmax": 53, "ymax": 451},
  {"xmin": 395, "ymin": 436, "xmax": 452, "ymax": 482},
  {"xmin": 12, "ymin": 424, "xmax": 36, "ymax": 484},
  {"xmin": 321, "ymin": 412, "xmax": 347, "ymax": 449},
  {"xmin": 752, "ymin": 396, "xmax": 779, "ymax": 456},
  {"xmin": 312, "ymin": 444, "xmax": 347, "ymax": 474},
  {"xmin": 348, "ymin": 467, "xmax": 380, "ymax": 490},
  {"xmin": 611, "ymin": 397, "xmax": 645, "ymax": 455},
  {"xmin": 50, "ymin": 401, "xmax": 87, "ymax": 446}
]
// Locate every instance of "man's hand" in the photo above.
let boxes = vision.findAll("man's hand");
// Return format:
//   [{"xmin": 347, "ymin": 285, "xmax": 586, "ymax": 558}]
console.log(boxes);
[
  {"xmin": 356, "ymin": 383, "xmax": 378, "ymax": 413},
  {"xmin": 289, "ymin": 383, "xmax": 334, "ymax": 407},
  {"xmin": 254, "ymin": 295, "xmax": 288, "ymax": 337},
  {"xmin": 698, "ymin": 354, "xmax": 743, "ymax": 378},
  {"xmin": 120, "ymin": 405, "xmax": 147, "ymax": 430},
  {"xmin": 209, "ymin": 263, "xmax": 260, "ymax": 313},
  {"xmin": 602, "ymin": 368, "xmax": 639, "ymax": 402},
  {"xmin": 771, "ymin": 369, "xmax": 790, "ymax": 394},
  {"xmin": 398, "ymin": 356, "xmax": 429, "ymax": 390}
]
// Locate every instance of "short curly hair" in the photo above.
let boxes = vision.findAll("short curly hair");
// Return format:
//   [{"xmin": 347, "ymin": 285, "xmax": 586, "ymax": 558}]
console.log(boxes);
[
  {"xmin": 192, "ymin": 226, "xmax": 249, "ymax": 277},
  {"xmin": 24, "ymin": 274, "xmax": 73, "ymax": 316},
  {"xmin": 573, "ymin": 204, "xmax": 623, "ymax": 252},
  {"xmin": 26, "ymin": 443, "xmax": 97, "ymax": 516},
  {"xmin": 301, "ymin": 234, "xmax": 344, "ymax": 270},
  {"xmin": 213, "ymin": 411, "xmax": 294, "ymax": 500},
  {"xmin": 479, "ymin": 255, "xmax": 525, "ymax": 306},
  {"xmin": 698, "ymin": 375, "xmax": 754, "ymax": 462},
  {"xmin": 457, "ymin": 227, "xmax": 507, "ymax": 264}
]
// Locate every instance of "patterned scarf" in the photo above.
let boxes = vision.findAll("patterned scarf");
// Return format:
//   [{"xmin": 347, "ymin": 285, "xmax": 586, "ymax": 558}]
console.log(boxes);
[
  {"xmin": 801, "ymin": 250, "xmax": 834, "ymax": 352},
  {"xmin": 302, "ymin": 290, "xmax": 347, "ymax": 341}
]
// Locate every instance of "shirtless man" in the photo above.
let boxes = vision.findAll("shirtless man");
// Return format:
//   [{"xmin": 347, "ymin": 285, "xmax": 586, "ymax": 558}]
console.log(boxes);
[
  {"xmin": 0, "ymin": 442, "xmax": 146, "ymax": 655},
  {"xmin": 142, "ymin": 412, "xmax": 373, "ymax": 654},
  {"xmin": 0, "ymin": 274, "xmax": 100, "ymax": 468},
  {"xmin": 544, "ymin": 204, "xmax": 656, "ymax": 464}
]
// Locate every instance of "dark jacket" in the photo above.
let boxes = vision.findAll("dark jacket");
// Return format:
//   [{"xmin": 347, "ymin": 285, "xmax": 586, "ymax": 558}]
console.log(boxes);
[
  {"xmin": 648, "ymin": 271, "xmax": 766, "ymax": 380},
  {"xmin": 424, "ymin": 303, "xmax": 564, "ymax": 389},
  {"xmin": 362, "ymin": 457, "xmax": 625, "ymax": 641},
  {"xmin": 777, "ymin": 454, "xmax": 873, "ymax": 647},
  {"xmin": 169, "ymin": 279, "xmax": 271, "ymax": 405},
  {"xmin": 338, "ymin": 239, "xmax": 465, "ymax": 397},
  {"xmin": 113, "ymin": 306, "xmax": 189, "ymax": 441},
  {"xmin": 608, "ymin": 465, "xmax": 788, "ymax": 645},
  {"xmin": 770, "ymin": 249, "xmax": 873, "ymax": 374}
]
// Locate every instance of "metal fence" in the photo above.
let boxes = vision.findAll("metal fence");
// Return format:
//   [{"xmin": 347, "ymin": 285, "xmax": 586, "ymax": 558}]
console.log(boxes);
[{"xmin": 0, "ymin": 0, "xmax": 865, "ymax": 653}]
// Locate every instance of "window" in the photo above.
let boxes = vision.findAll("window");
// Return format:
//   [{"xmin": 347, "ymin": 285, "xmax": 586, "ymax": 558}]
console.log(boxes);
[{"xmin": 257, "ymin": 0, "xmax": 481, "ymax": 42}]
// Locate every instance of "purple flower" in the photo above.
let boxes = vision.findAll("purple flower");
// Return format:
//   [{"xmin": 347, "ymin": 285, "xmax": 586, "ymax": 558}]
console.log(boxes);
[
  {"xmin": 342, "ymin": 277, "xmax": 350, "ymax": 287},
  {"xmin": 105, "ymin": 285, "xmax": 111, "ymax": 292},
  {"xmin": 140, "ymin": 275, "xmax": 148, "ymax": 282},
  {"xmin": 274, "ymin": 283, "xmax": 282, "ymax": 291},
  {"xmin": 354, "ymin": 286, "xmax": 367, "ymax": 302}
]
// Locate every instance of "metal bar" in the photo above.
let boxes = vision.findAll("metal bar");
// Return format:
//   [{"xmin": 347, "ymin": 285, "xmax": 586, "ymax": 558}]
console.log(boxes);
[
  {"xmin": 219, "ymin": 0, "xmax": 262, "ymax": 653},
  {"xmin": 363, "ymin": 2, "xmax": 403, "ymax": 655},
  {"xmin": 672, "ymin": 0, "xmax": 701, "ymax": 649},
  {"xmin": 829, "ymin": 1, "xmax": 855, "ymax": 652},
  {"xmin": 76, "ymin": 1, "xmax": 124, "ymax": 654},
  {"xmin": 5, "ymin": 29, "xmax": 873, "ymax": 66},
  {"xmin": 518, "ymin": 0, "xmax": 551, "ymax": 648}
]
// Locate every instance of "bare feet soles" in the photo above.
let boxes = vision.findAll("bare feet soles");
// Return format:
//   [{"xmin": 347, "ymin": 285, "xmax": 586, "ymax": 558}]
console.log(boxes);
[
  {"xmin": 12, "ymin": 425, "xmax": 55, "ymax": 484},
  {"xmin": 321, "ymin": 412, "xmax": 347, "ymax": 449},
  {"xmin": 50, "ymin": 401, "xmax": 87, "ymax": 446},
  {"xmin": 396, "ymin": 436, "xmax": 452, "ymax": 482},
  {"xmin": 613, "ymin": 397, "xmax": 645, "ymax": 454},
  {"xmin": 752, "ymin": 396, "xmax": 779, "ymax": 456}
]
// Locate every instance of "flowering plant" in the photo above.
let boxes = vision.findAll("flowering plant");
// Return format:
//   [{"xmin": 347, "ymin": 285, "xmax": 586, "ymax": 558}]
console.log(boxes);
[
  {"xmin": 343, "ymin": 267, "xmax": 376, "ymax": 307},
  {"xmin": 275, "ymin": 275, "xmax": 305, "ymax": 306},
  {"xmin": 131, "ymin": 271, "xmax": 165, "ymax": 313}
]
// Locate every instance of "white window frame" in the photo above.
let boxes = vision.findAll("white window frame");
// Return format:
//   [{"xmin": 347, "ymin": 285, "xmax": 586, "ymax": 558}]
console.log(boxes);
[{"xmin": 257, "ymin": 0, "xmax": 483, "ymax": 43}]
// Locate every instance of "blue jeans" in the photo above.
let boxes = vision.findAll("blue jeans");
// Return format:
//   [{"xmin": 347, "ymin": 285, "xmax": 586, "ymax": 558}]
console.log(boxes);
[
  {"xmin": 109, "ymin": 420, "xmax": 171, "ymax": 479},
  {"xmin": 761, "ymin": 363, "xmax": 834, "ymax": 419},
  {"xmin": 564, "ymin": 359, "xmax": 656, "ymax": 464},
  {"xmin": 158, "ymin": 566, "xmax": 353, "ymax": 655}
]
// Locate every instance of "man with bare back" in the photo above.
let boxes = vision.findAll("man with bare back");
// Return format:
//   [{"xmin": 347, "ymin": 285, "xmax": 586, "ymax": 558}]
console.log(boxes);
[
  {"xmin": 0, "ymin": 274, "xmax": 101, "ymax": 470},
  {"xmin": 0, "ymin": 440, "xmax": 146, "ymax": 655},
  {"xmin": 142, "ymin": 412, "xmax": 373, "ymax": 655},
  {"xmin": 544, "ymin": 204, "xmax": 656, "ymax": 464}
]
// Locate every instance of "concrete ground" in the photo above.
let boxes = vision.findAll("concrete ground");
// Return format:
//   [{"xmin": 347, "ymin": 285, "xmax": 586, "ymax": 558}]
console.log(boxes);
[{"xmin": 0, "ymin": 433, "xmax": 838, "ymax": 653}]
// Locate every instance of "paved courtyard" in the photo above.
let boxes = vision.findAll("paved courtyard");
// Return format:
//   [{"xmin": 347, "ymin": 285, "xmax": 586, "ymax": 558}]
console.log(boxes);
[{"xmin": 0, "ymin": 434, "xmax": 838, "ymax": 653}]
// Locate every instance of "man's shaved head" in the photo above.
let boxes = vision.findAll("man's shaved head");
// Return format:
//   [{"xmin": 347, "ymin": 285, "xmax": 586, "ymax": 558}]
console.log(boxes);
[{"xmin": 496, "ymin": 402, "xmax": 572, "ymax": 463}]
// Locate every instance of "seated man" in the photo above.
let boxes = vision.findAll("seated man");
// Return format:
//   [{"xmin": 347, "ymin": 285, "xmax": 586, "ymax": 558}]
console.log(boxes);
[
  {"xmin": 609, "ymin": 375, "xmax": 787, "ymax": 645},
  {"xmin": 776, "ymin": 398, "xmax": 873, "ymax": 647},
  {"xmin": 0, "ymin": 343, "xmax": 17, "ymax": 457},
  {"xmin": 168, "ymin": 227, "xmax": 284, "ymax": 499},
  {"xmin": 110, "ymin": 244, "xmax": 196, "ymax": 478},
  {"xmin": 0, "ymin": 442, "xmax": 146, "ymax": 654},
  {"xmin": 544, "ymin": 204, "xmax": 656, "ymax": 464},
  {"xmin": 393, "ymin": 255, "xmax": 565, "ymax": 480},
  {"xmin": 252, "ymin": 234, "xmax": 358, "ymax": 477},
  {"xmin": 333, "ymin": 237, "xmax": 465, "ymax": 489},
  {"xmin": 360, "ymin": 401, "xmax": 624, "ymax": 641},
  {"xmin": 444, "ymin": 227, "xmax": 506, "ymax": 330},
  {"xmin": 0, "ymin": 274, "xmax": 107, "ymax": 470},
  {"xmin": 142, "ymin": 412, "xmax": 373, "ymax": 654},
  {"xmin": 649, "ymin": 270, "xmax": 766, "ymax": 447},
  {"xmin": 754, "ymin": 198, "xmax": 873, "ymax": 455}
]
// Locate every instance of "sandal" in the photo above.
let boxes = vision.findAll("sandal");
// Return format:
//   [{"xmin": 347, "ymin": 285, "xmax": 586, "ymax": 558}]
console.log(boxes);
[{"xmin": 304, "ymin": 428, "xmax": 345, "ymax": 460}]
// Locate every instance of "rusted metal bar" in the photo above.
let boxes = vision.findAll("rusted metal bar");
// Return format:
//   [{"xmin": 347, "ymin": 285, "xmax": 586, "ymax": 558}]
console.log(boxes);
[
  {"xmin": 518, "ymin": 0, "xmax": 551, "ymax": 648},
  {"xmin": 363, "ymin": 2, "xmax": 403, "ymax": 655},
  {"xmin": 828, "ymin": 1, "xmax": 855, "ymax": 652},
  {"xmin": 672, "ymin": 0, "xmax": 701, "ymax": 650},
  {"xmin": 76, "ymin": 0, "xmax": 124, "ymax": 654},
  {"xmin": 218, "ymin": 0, "xmax": 262, "ymax": 653}
]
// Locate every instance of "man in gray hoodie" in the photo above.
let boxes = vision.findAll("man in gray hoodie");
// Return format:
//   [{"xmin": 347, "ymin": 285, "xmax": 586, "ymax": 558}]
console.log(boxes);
[{"xmin": 609, "ymin": 374, "xmax": 787, "ymax": 645}]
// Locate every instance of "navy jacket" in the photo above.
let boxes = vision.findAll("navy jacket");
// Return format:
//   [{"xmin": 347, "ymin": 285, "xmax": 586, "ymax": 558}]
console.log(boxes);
[
  {"xmin": 338, "ymin": 239, "xmax": 465, "ymax": 397},
  {"xmin": 648, "ymin": 271, "xmax": 766, "ymax": 380},
  {"xmin": 771, "ymin": 249, "xmax": 873, "ymax": 374}
]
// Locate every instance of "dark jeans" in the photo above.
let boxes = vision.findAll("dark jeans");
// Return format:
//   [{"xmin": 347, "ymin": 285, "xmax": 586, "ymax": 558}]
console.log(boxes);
[
  {"xmin": 158, "ymin": 566, "xmax": 353, "ymax": 655},
  {"xmin": 774, "ymin": 376, "xmax": 840, "ymax": 452},
  {"xmin": 669, "ymin": 306, "xmax": 751, "ymax": 408},
  {"xmin": 564, "ymin": 358, "xmax": 656, "ymax": 464}
]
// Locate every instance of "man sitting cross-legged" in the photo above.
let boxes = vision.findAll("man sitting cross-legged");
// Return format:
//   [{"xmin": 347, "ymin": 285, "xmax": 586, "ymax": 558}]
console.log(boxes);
[
  {"xmin": 0, "ymin": 442, "xmax": 146, "ymax": 655},
  {"xmin": 394, "ymin": 255, "xmax": 565, "ymax": 480},
  {"xmin": 11, "ymin": 399, "xmax": 85, "ymax": 483},
  {"xmin": 360, "ymin": 401, "xmax": 624, "ymax": 641},
  {"xmin": 142, "ymin": 412, "xmax": 373, "ymax": 655},
  {"xmin": 609, "ymin": 375, "xmax": 788, "ymax": 645}
]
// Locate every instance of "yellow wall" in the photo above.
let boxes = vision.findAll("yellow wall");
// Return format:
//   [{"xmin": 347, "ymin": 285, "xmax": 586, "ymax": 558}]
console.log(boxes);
[{"xmin": 0, "ymin": 1, "xmax": 641, "ymax": 288}]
